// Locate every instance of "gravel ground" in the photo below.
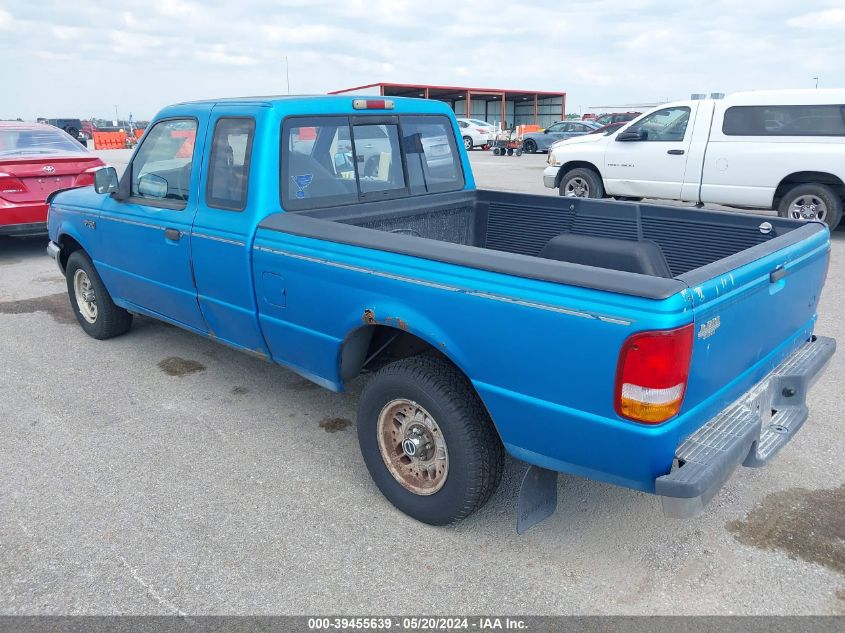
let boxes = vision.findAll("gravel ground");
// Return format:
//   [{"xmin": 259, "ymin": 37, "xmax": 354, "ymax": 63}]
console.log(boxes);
[{"xmin": 0, "ymin": 150, "xmax": 843, "ymax": 615}]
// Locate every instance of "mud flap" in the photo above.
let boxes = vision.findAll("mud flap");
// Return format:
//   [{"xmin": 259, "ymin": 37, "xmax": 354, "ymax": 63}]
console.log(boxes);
[{"xmin": 516, "ymin": 465, "xmax": 558, "ymax": 534}]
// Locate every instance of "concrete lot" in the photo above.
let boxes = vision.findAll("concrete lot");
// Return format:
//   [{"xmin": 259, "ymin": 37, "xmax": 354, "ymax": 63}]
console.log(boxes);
[{"xmin": 1, "ymin": 150, "xmax": 843, "ymax": 615}]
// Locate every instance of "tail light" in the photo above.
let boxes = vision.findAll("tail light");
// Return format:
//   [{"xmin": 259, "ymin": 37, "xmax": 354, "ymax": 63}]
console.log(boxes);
[
  {"xmin": 615, "ymin": 324, "xmax": 694, "ymax": 424},
  {"xmin": 0, "ymin": 172, "xmax": 26, "ymax": 194},
  {"xmin": 73, "ymin": 166, "xmax": 101, "ymax": 187}
]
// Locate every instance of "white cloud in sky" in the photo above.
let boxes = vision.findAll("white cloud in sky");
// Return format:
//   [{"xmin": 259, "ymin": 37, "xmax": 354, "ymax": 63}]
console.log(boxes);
[{"xmin": 0, "ymin": 0, "xmax": 843, "ymax": 120}]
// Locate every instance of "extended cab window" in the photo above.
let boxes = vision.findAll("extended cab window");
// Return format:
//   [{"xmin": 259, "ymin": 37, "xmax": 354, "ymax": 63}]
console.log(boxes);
[
  {"xmin": 130, "ymin": 118, "xmax": 197, "ymax": 206},
  {"xmin": 281, "ymin": 114, "xmax": 463, "ymax": 210},
  {"xmin": 636, "ymin": 107, "xmax": 690, "ymax": 141},
  {"xmin": 722, "ymin": 105, "xmax": 845, "ymax": 136},
  {"xmin": 401, "ymin": 116, "xmax": 463, "ymax": 194},
  {"xmin": 206, "ymin": 117, "xmax": 255, "ymax": 211}
]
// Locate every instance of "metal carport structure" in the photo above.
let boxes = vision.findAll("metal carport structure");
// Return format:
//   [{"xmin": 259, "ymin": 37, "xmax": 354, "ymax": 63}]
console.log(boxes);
[{"xmin": 328, "ymin": 82, "xmax": 567, "ymax": 129}]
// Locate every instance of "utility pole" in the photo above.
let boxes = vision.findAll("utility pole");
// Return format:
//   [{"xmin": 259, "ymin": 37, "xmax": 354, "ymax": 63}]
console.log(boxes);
[
  {"xmin": 813, "ymin": 76, "xmax": 819, "ymax": 89},
  {"xmin": 285, "ymin": 56, "xmax": 290, "ymax": 95},
  {"xmin": 114, "ymin": 105, "xmax": 119, "ymax": 126}
]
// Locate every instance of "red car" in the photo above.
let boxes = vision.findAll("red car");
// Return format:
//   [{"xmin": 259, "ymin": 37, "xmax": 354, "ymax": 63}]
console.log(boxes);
[{"xmin": 0, "ymin": 121, "xmax": 105, "ymax": 236}]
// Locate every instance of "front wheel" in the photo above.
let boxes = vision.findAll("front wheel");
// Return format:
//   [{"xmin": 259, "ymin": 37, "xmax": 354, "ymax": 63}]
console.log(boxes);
[
  {"xmin": 357, "ymin": 355, "xmax": 504, "ymax": 525},
  {"xmin": 522, "ymin": 139, "xmax": 537, "ymax": 154},
  {"xmin": 66, "ymin": 250, "xmax": 133, "ymax": 339},
  {"xmin": 463, "ymin": 136, "xmax": 473, "ymax": 151},
  {"xmin": 777, "ymin": 183, "xmax": 843, "ymax": 228},
  {"xmin": 558, "ymin": 167, "xmax": 605, "ymax": 198}
]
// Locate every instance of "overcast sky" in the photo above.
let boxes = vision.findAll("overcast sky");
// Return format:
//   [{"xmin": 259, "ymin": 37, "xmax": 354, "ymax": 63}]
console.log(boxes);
[{"xmin": 1, "ymin": 0, "xmax": 843, "ymax": 121}]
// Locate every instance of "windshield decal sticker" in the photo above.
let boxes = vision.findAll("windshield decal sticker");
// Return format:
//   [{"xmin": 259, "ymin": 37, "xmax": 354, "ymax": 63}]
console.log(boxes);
[{"xmin": 292, "ymin": 174, "xmax": 313, "ymax": 199}]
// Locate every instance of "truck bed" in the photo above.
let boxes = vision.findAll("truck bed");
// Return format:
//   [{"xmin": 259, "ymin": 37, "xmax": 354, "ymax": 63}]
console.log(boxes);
[{"xmin": 260, "ymin": 190, "xmax": 819, "ymax": 299}]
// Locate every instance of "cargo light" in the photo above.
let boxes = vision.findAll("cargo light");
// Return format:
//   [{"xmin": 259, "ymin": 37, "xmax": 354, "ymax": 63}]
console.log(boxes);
[
  {"xmin": 615, "ymin": 324, "xmax": 694, "ymax": 424},
  {"xmin": 352, "ymin": 99, "xmax": 395, "ymax": 110},
  {"xmin": 0, "ymin": 172, "xmax": 26, "ymax": 194}
]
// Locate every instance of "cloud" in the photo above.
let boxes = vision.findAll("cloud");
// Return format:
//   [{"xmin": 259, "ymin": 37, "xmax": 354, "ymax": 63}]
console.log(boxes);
[
  {"xmin": 0, "ymin": 0, "xmax": 843, "ymax": 121},
  {"xmin": 787, "ymin": 8, "xmax": 845, "ymax": 28}
]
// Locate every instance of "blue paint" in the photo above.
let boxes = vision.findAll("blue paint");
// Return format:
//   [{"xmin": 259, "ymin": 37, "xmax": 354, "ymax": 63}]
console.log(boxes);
[{"xmin": 46, "ymin": 95, "xmax": 831, "ymax": 498}]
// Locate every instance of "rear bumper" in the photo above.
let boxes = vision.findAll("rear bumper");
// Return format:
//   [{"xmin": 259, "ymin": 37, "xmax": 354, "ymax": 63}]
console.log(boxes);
[
  {"xmin": 0, "ymin": 221, "xmax": 48, "ymax": 236},
  {"xmin": 657, "ymin": 335, "xmax": 835, "ymax": 518}
]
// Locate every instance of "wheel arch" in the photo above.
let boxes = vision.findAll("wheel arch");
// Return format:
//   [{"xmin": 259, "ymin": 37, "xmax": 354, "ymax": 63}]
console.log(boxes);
[
  {"xmin": 555, "ymin": 160, "xmax": 603, "ymax": 188},
  {"xmin": 339, "ymin": 322, "xmax": 505, "ymax": 441},
  {"xmin": 772, "ymin": 171, "xmax": 845, "ymax": 209},
  {"xmin": 56, "ymin": 231, "xmax": 88, "ymax": 273}
]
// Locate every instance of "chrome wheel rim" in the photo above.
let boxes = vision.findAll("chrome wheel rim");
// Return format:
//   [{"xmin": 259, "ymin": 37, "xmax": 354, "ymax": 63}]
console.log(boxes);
[
  {"xmin": 789, "ymin": 195, "xmax": 827, "ymax": 221},
  {"xmin": 464, "ymin": 138, "xmax": 472, "ymax": 150},
  {"xmin": 377, "ymin": 399, "xmax": 448, "ymax": 495},
  {"xmin": 73, "ymin": 269, "xmax": 97, "ymax": 324},
  {"xmin": 564, "ymin": 176, "xmax": 590, "ymax": 197}
]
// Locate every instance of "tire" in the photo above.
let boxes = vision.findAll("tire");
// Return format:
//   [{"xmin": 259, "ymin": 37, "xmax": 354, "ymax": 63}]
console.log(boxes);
[
  {"xmin": 515, "ymin": 149, "xmax": 523, "ymax": 157},
  {"xmin": 523, "ymin": 139, "xmax": 537, "ymax": 154},
  {"xmin": 558, "ymin": 167, "xmax": 605, "ymax": 198},
  {"xmin": 777, "ymin": 183, "xmax": 843, "ymax": 228},
  {"xmin": 507, "ymin": 148, "xmax": 514, "ymax": 156},
  {"xmin": 492, "ymin": 147, "xmax": 501, "ymax": 156},
  {"xmin": 65, "ymin": 250, "xmax": 133, "ymax": 340},
  {"xmin": 357, "ymin": 354, "xmax": 504, "ymax": 526},
  {"xmin": 463, "ymin": 136, "xmax": 473, "ymax": 151}
]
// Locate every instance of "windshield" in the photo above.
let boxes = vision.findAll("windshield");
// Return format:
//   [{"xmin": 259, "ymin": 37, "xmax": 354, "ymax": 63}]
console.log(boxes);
[{"xmin": 0, "ymin": 128, "xmax": 88, "ymax": 157}]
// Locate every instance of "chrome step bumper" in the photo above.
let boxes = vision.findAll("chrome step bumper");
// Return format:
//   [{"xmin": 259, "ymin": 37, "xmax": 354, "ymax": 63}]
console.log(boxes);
[{"xmin": 656, "ymin": 335, "xmax": 835, "ymax": 518}]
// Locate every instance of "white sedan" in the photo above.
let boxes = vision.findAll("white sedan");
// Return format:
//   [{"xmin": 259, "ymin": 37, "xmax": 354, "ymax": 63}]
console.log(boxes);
[{"xmin": 456, "ymin": 118, "xmax": 493, "ymax": 150}]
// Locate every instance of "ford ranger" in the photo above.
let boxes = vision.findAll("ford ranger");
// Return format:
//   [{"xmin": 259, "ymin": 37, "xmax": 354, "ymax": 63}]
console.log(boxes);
[{"xmin": 46, "ymin": 95, "xmax": 834, "ymax": 532}]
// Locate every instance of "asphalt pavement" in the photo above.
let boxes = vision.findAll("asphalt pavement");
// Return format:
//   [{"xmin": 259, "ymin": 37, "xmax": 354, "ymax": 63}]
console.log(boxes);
[{"xmin": 0, "ymin": 150, "xmax": 843, "ymax": 615}]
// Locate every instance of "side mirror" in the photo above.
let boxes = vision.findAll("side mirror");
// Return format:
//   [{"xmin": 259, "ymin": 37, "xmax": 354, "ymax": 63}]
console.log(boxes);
[
  {"xmin": 616, "ymin": 126, "xmax": 647, "ymax": 142},
  {"xmin": 543, "ymin": 129, "xmax": 549, "ymax": 134},
  {"xmin": 94, "ymin": 166, "xmax": 119, "ymax": 194},
  {"xmin": 137, "ymin": 173, "xmax": 168, "ymax": 199}
]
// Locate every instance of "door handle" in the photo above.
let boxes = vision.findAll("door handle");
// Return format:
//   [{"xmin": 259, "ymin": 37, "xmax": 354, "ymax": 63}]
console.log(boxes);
[
  {"xmin": 667, "ymin": 149, "xmax": 685, "ymax": 155},
  {"xmin": 165, "ymin": 228, "xmax": 181, "ymax": 241}
]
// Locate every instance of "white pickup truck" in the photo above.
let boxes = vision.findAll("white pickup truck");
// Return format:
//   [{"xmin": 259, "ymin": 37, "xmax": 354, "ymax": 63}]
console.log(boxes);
[{"xmin": 544, "ymin": 89, "xmax": 845, "ymax": 226}]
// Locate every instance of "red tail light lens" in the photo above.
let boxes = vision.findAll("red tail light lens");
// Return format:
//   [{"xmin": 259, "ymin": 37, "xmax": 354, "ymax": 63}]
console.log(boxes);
[
  {"xmin": 0, "ymin": 172, "xmax": 26, "ymax": 194},
  {"xmin": 73, "ymin": 166, "xmax": 101, "ymax": 187},
  {"xmin": 615, "ymin": 324, "xmax": 694, "ymax": 424}
]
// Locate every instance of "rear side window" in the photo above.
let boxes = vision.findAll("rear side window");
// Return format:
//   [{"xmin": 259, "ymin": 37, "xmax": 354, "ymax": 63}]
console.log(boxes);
[
  {"xmin": 723, "ymin": 105, "xmax": 845, "ymax": 136},
  {"xmin": 130, "ymin": 118, "xmax": 197, "ymax": 206},
  {"xmin": 282, "ymin": 117, "xmax": 359, "ymax": 211},
  {"xmin": 206, "ymin": 117, "xmax": 255, "ymax": 211},
  {"xmin": 281, "ymin": 114, "xmax": 463, "ymax": 210}
]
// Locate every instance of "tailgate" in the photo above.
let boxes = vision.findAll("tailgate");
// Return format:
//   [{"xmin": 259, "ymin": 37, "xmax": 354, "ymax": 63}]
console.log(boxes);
[{"xmin": 680, "ymin": 222, "xmax": 830, "ymax": 421}]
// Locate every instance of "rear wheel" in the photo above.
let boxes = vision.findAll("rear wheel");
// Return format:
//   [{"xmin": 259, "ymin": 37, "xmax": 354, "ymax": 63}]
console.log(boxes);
[
  {"xmin": 66, "ymin": 251, "xmax": 132, "ymax": 339},
  {"xmin": 523, "ymin": 139, "xmax": 537, "ymax": 154},
  {"xmin": 463, "ymin": 136, "xmax": 473, "ymax": 151},
  {"xmin": 777, "ymin": 183, "xmax": 843, "ymax": 228},
  {"xmin": 357, "ymin": 354, "xmax": 504, "ymax": 525},
  {"xmin": 559, "ymin": 167, "xmax": 605, "ymax": 199}
]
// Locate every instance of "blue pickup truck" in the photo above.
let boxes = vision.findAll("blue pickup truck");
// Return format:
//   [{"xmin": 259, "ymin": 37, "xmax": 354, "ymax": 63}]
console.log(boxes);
[{"xmin": 46, "ymin": 95, "xmax": 834, "ymax": 532}]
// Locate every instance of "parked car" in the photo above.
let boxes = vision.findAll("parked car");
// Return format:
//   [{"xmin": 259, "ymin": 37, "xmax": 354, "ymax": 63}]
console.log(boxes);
[
  {"xmin": 39, "ymin": 118, "xmax": 87, "ymax": 145},
  {"xmin": 522, "ymin": 120, "xmax": 601, "ymax": 153},
  {"xmin": 589, "ymin": 121, "xmax": 627, "ymax": 135},
  {"xmin": 0, "ymin": 122, "xmax": 104, "ymax": 236},
  {"xmin": 593, "ymin": 112, "xmax": 641, "ymax": 126},
  {"xmin": 46, "ymin": 95, "xmax": 834, "ymax": 532},
  {"xmin": 80, "ymin": 120, "xmax": 98, "ymax": 140},
  {"xmin": 544, "ymin": 89, "xmax": 845, "ymax": 226},
  {"xmin": 456, "ymin": 118, "xmax": 493, "ymax": 150}
]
